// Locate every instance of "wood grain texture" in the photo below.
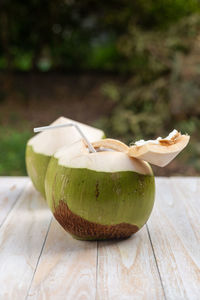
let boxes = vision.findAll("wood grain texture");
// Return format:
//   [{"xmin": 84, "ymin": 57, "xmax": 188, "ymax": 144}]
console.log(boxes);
[
  {"xmin": 1, "ymin": 177, "xmax": 200, "ymax": 300},
  {"xmin": 0, "ymin": 181, "xmax": 52, "ymax": 300},
  {"xmin": 147, "ymin": 177, "xmax": 200, "ymax": 300},
  {"xmin": 96, "ymin": 226, "xmax": 165, "ymax": 300},
  {"xmin": 27, "ymin": 219, "xmax": 97, "ymax": 300},
  {"xmin": 0, "ymin": 176, "xmax": 28, "ymax": 226}
]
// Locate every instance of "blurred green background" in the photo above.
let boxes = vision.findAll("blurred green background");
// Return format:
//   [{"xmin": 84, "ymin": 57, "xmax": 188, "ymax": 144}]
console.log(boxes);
[{"xmin": 0, "ymin": 0, "xmax": 200, "ymax": 176}]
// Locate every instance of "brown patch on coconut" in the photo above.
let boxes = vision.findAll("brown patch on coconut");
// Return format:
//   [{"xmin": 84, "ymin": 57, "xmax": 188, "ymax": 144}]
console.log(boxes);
[{"xmin": 54, "ymin": 200, "xmax": 139, "ymax": 240}]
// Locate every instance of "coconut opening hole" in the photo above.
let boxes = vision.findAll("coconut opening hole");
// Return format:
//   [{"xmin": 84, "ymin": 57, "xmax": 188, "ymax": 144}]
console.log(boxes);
[
  {"xmin": 94, "ymin": 147, "xmax": 115, "ymax": 152},
  {"xmin": 85, "ymin": 146, "xmax": 115, "ymax": 153}
]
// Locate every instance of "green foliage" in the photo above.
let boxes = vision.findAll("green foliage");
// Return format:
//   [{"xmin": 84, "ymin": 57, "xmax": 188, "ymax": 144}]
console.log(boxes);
[
  {"xmin": 99, "ymin": 15, "xmax": 200, "ymax": 172},
  {"xmin": 0, "ymin": 0, "xmax": 199, "ymax": 71},
  {"xmin": 0, "ymin": 128, "xmax": 31, "ymax": 176},
  {"xmin": 1, "ymin": 1, "xmax": 200, "ymax": 175}
]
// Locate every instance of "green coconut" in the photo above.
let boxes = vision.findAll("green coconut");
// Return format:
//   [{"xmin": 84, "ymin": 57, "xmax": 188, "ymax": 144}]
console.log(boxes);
[
  {"xmin": 45, "ymin": 139, "xmax": 155, "ymax": 240},
  {"xmin": 26, "ymin": 117, "xmax": 105, "ymax": 198}
]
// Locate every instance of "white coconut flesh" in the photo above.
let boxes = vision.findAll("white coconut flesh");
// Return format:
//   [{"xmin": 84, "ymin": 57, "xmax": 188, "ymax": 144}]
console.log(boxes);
[
  {"xmin": 28, "ymin": 116, "xmax": 104, "ymax": 156},
  {"xmin": 54, "ymin": 139, "xmax": 152, "ymax": 175},
  {"xmin": 129, "ymin": 130, "xmax": 190, "ymax": 167}
]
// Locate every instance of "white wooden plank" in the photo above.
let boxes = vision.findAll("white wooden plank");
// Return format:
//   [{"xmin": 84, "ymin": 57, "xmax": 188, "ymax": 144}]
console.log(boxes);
[
  {"xmin": 0, "ymin": 181, "xmax": 52, "ymax": 300},
  {"xmin": 0, "ymin": 176, "xmax": 28, "ymax": 226},
  {"xmin": 27, "ymin": 219, "xmax": 97, "ymax": 300},
  {"xmin": 97, "ymin": 226, "xmax": 165, "ymax": 300},
  {"xmin": 147, "ymin": 177, "xmax": 200, "ymax": 300}
]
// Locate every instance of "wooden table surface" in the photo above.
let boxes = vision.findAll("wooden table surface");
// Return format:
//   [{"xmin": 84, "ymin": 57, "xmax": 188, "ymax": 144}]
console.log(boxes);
[{"xmin": 0, "ymin": 176, "xmax": 199, "ymax": 300}]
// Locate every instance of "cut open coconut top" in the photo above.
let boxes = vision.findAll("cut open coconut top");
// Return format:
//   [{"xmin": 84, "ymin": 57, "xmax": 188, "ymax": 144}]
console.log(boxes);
[
  {"xmin": 88, "ymin": 130, "xmax": 190, "ymax": 168},
  {"xmin": 28, "ymin": 116, "xmax": 104, "ymax": 156},
  {"xmin": 55, "ymin": 139, "xmax": 152, "ymax": 175},
  {"xmin": 129, "ymin": 130, "xmax": 190, "ymax": 167}
]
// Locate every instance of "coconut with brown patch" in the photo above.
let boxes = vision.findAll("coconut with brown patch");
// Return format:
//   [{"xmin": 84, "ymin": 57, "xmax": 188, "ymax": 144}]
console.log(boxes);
[{"xmin": 45, "ymin": 139, "xmax": 155, "ymax": 240}]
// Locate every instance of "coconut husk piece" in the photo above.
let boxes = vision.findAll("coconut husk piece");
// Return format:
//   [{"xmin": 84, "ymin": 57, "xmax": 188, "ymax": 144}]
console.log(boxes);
[{"xmin": 129, "ymin": 131, "xmax": 190, "ymax": 167}]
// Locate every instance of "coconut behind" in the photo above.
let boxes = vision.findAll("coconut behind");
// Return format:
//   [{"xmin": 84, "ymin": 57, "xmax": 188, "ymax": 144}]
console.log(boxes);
[{"xmin": 26, "ymin": 117, "xmax": 105, "ymax": 198}]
